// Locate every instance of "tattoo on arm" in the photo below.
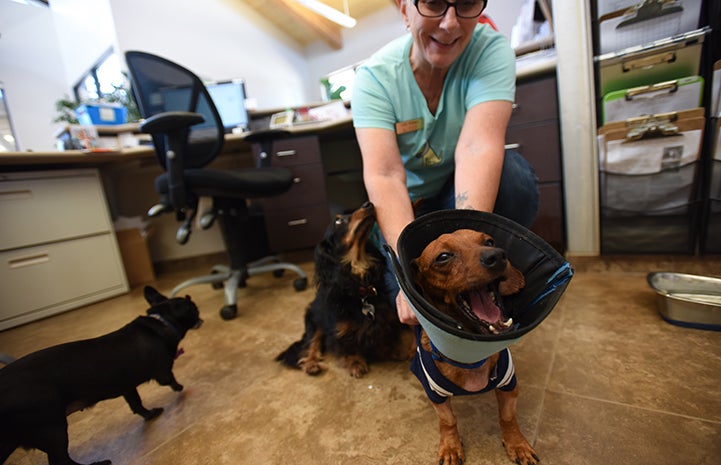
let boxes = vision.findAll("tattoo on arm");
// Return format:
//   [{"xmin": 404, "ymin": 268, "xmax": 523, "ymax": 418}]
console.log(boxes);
[{"xmin": 455, "ymin": 191, "xmax": 474, "ymax": 209}]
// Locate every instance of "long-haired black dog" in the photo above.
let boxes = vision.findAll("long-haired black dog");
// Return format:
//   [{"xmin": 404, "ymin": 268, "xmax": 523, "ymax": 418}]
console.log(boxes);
[
  {"xmin": 0, "ymin": 286, "xmax": 202, "ymax": 465},
  {"xmin": 276, "ymin": 201, "xmax": 412, "ymax": 378}
]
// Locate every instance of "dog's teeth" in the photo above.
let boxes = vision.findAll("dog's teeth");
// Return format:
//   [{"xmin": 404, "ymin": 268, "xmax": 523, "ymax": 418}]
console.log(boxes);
[
  {"xmin": 489, "ymin": 324, "xmax": 497, "ymax": 334},
  {"xmin": 502, "ymin": 318, "xmax": 513, "ymax": 328}
]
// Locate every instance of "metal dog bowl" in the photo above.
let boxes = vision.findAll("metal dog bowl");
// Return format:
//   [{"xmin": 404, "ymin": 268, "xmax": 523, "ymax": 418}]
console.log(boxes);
[
  {"xmin": 385, "ymin": 210, "xmax": 573, "ymax": 364},
  {"xmin": 647, "ymin": 272, "xmax": 721, "ymax": 331}
]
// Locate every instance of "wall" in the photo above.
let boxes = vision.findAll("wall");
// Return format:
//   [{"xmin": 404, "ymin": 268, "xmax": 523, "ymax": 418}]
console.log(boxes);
[
  {"xmin": 0, "ymin": 0, "xmax": 527, "ymax": 151},
  {"xmin": 0, "ymin": 0, "xmax": 67, "ymax": 151}
]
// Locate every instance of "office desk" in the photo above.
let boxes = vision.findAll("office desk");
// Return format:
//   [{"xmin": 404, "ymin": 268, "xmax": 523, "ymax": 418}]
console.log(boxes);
[
  {"xmin": 0, "ymin": 116, "xmax": 361, "ymax": 258},
  {"xmin": 240, "ymin": 116, "xmax": 364, "ymax": 252}
]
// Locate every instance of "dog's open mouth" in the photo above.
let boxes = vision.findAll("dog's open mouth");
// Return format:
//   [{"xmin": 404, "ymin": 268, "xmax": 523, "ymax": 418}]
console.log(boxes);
[{"xmin": 457, "ymin": 281, "xmax": 513, "ymax": 335}]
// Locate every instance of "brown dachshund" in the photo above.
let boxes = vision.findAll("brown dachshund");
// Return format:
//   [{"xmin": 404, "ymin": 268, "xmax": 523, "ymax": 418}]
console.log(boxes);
[{"xmin": 411, "ymin": 229, "xmax": 538, "ymax": 465}]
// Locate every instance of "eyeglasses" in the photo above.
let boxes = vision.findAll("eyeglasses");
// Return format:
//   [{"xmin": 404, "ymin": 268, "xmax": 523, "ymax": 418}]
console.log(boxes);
[{"xmin": 413, "ymin": 0, "xmax": 487, "ymax": 19}]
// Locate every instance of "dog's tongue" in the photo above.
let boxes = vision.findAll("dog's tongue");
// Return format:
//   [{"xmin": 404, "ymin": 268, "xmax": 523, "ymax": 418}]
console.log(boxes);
[{"xmin": 470, "ymin": 290, "xmax": 501, "ymax": 324}]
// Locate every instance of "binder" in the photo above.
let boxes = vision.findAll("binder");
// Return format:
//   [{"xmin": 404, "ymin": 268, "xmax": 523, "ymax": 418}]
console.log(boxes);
[
  {"xmin": 597, "ymin": 27, "xmax": 709, "ymax": 96},
  {"xmin": 601, "ymin": 75, "xmax": 704, "ymax": 124},
  {"xmin": 598, "ymin": 108, "xmax": 705, "ymax": 212},
  {"xmin": 598, "ymin": 0, "xmax": 703, "ymax": 55}
]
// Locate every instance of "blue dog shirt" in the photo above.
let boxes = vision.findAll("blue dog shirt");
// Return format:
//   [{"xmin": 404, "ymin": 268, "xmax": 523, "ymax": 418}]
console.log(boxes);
[{"xmin": 410, "ymin": 326, "xmax": 517, "ymax": 404}]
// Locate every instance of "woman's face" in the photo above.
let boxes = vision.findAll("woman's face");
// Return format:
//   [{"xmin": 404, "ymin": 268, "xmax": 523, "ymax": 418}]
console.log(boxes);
[{"xmin": 402, "ymin": 0, "xmax": 479, "ymax": 72}]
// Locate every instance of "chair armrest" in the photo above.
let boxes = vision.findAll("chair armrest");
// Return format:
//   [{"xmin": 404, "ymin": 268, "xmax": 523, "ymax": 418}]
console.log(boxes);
[
  {"xmin": 140, "ymin": 111, "xmax": 205, "ymax": 134},
  {"xmin": 140, "ymin": 111, "xmax": 205, "ymax": 211}
]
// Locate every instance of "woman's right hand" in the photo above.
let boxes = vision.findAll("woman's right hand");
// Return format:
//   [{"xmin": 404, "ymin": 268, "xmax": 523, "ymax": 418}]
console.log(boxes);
[{"xmin": 396, "ymin": 291, "xmax": 419, "ymax": 325}]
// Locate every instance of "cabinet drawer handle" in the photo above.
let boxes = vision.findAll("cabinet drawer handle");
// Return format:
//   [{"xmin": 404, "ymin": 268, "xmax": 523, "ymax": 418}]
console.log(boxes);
[
  {"xmin": 505, "ymin": 143, "xmax": 521, "ymax": 151},
  {"xmin": 0, "ymin": 189, "xmax": 33, "ymax": 201},
  {"xmin": 8, "ymin": 253, "xmax": 50, "ymax": 269},
  {"xmin": 288, "ymin": 218, "xmax": 308, "ymax": 227},
  {"xmin": 276, "ymin": 150, "xmax": 297, "ymax": 157}
]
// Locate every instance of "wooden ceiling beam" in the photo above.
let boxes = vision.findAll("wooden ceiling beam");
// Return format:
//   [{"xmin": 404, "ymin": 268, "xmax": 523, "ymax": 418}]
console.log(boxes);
[{"xmin": 254, "ymin": 0, "xmax": 344, "ymax": 50}]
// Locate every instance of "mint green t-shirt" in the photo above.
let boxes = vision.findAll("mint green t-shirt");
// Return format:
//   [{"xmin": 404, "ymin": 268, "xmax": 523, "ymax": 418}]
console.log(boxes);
[{"xmin": 352, "ymin": 24, "xmax": 516, "ymax": 201}]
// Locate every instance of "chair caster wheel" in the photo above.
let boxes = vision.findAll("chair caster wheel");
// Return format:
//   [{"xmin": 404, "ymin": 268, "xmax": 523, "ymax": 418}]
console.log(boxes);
[
  {"xmin": 273, "ymin": 269, "xmax": 284, "ymax": 278},
  {"xmin": 210, "ymin": 270, "xmax": 223, "ymax": 289},
  {"xmin": 220, "ymin": 305, "xmax": 237, "ymax": 320},
  {"xmin": 293, "ymin": 277, "xmax": 308, "ymax": 292}
]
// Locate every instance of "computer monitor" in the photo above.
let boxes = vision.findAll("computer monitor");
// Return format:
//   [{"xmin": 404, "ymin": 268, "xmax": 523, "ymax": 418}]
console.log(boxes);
[{"xmin": 206, "ymin": 79, "xmax": 249, "ymax": 133}]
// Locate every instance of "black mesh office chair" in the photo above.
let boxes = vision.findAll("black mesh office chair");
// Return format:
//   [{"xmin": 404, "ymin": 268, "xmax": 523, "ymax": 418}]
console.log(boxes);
[{"xmin": 125, "ymin": 50, "xmax": 307, "ymax": 320}]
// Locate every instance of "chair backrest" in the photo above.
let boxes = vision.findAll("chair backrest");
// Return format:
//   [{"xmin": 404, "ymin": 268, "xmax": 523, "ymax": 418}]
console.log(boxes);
[{"xmin": 125, "ymin": 51, "xmax": 223, "ymax": 169}]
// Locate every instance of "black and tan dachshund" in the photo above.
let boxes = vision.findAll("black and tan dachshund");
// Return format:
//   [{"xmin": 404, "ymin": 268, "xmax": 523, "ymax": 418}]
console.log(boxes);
[
  {"xmin": 276, "ymin": 201, "xmax": 412, "ymax": 378},
  {"xmin": 0, "ymin": 286, "xmax": 202, "ymax": 465}
]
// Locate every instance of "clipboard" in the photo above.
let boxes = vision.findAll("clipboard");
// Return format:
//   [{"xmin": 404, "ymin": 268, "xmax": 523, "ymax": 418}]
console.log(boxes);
[
  {"xmin": 598, "ymin": 109, "xmax": 705, "ymax": 213},
  {"xmin": 598, "ymin": 0, "xmax": 703, "ymax": 55},
  {"xmin": 596, "ymin": 0, "xmax": 640, "ymax": 19},
  {"xmin": 601, "ymin": 75, "xmax": 704, "ymax": 124},
  {"xmin": 597, "ymin": 27, "xmax": 709, "ymax": 96}
]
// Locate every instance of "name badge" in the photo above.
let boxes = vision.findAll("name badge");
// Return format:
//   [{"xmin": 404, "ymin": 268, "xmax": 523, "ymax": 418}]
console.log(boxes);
[{"xmin": 395, "ymin": 118, "xmax": 424, "ymax": 135}]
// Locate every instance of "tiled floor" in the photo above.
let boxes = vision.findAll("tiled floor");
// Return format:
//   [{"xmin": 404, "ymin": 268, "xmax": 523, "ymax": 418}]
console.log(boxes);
[{"xmin": 1, "ymin": 255, "xmax": 721, "ymax": 465}]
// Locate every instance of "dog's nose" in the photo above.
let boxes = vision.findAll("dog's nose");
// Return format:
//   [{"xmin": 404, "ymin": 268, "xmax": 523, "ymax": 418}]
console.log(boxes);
[{"xmin": 480, "ymin": 248, "xmax": 507, "ymax": 271}]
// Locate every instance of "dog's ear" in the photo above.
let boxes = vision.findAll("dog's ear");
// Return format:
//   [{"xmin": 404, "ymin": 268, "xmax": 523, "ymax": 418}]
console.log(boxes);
[
  {"xmin": 499, "ymin": 264, "xmax": 525, "ymax": 296},
  {"xmin": 144, "ymin": 286, "xmax": 168, "ymax": 306}
]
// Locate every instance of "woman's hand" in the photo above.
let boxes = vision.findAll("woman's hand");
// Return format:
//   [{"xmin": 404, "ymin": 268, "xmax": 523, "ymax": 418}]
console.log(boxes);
[{"xmin": 396, "ymin": 291, "xmax": 419, "ymax": 325}]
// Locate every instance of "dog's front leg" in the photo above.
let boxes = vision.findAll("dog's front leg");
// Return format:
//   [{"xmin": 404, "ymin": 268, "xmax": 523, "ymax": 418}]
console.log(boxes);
[
  {"xmin": 495, "ymin": 387, "xmax": 539, "ymax": 465},
  {"xmin": 155, "ymin": 368, "xmax": 183, "ymax": 391},
  {"xmin": 298, "ymin": 329, "xmax": 326, "ymax": 375},
  {"xmin": 123, "ymin": 389, "xmax": 162, "ymax": 420},
  {"xmin": 431, "ymin": 400, "xmax": 464, "ymax": 465}
]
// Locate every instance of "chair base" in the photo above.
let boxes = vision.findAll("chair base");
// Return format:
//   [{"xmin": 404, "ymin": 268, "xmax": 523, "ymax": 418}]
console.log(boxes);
[{"xmin": 170, "ymin": 255, "xmax": 308, "ymax": 320}]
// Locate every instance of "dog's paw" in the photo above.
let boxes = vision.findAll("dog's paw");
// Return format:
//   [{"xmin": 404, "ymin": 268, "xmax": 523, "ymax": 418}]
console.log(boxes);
[
  {"xmin": 342, "ymin": 355, "xmax": 369, "ymax": 378},
  {"xmin": 142, "ymin": 407, "xmax": 164, "ymax": 420},
  {"xmin": 437, "ymin": 442, "xmax": 465, "ymax": 465},
  {"xmin": 347, "ymin": 361, "xmax": 369, "ymax": 378},
  {"xmin": 299, "ymin": 358, "xmax": 326, "ymax": 375},
  {"xmin": 502, "ymin": 439, "xmax": 540, "ymax": 465}
]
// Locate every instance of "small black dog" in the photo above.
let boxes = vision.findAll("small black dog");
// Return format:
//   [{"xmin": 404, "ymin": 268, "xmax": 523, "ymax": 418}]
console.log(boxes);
[
  {"xmin": 276, "ymin": 201, "xmax": 411, "ymax": 378},
  {"xmin": 0, "ymin": 286, "xmax": 202, "ymax": 465}
]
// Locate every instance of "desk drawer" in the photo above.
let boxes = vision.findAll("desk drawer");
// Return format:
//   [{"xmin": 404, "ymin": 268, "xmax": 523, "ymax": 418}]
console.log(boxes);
[
  {"xmin": 264, "ymin": 204, "xmax": 330, "ymax": 252},
  {"xmin": 510, "ymin": 76, "xmax": 559, "ymax": 127},
  {"xmin": 506, "ymin": 121, "xmax": 561, "ymax": 183},
  {"xmin": 256, "ymin": 135, "xmax": 322, "ymax": 167},
  {"xmin": 260, "ymin": 163, "xmax": 327, "ymax": 210},
  {"xmin": 0, "ymin": 171, "xmax": 112, "ymax": 250},
  {"xmin": 0, "ymin": 233, "xmax": 128, "ymax": 330}
]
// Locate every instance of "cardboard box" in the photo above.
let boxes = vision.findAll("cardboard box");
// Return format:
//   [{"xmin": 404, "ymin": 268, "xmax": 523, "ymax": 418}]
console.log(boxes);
[{"xmin": 116, "ymin": 228, "xmax": 156, "ymax": 286}]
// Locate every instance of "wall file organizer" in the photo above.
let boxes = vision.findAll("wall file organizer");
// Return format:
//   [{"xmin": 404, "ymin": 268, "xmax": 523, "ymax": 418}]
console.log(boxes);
[
  {"xmin": 597, "ymin": 27, "xmax": 709, "ymax": 97},
  {"xmin": 601, "ymin": 75, "xmax": 704, "ymax": 124},
  {"xmin": 598, "ymin": 109, "xmax": 705, "ymax": 253},
  {"xmin": 598, "ymin": 0, "xmax": 703, "ymax": 54}
]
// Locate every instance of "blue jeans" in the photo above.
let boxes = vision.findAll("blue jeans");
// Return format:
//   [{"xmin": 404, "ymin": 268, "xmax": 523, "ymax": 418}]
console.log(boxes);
[{"xmin": 379, "ymin": 149, "xmax": 539, "ymax": 303}]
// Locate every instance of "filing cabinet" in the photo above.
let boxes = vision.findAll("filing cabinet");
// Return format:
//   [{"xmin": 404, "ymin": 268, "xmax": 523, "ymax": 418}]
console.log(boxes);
[
  {"xmin": 506, "ymin": 74, "xmax": 566, "ymax": 252},
  {"xmin": 0, "ymin": 169, "xmax": 128, "ymax": 330},
  {"xmin": 251, "ymin": 135, "xmax": 331, "ymax": 251}
]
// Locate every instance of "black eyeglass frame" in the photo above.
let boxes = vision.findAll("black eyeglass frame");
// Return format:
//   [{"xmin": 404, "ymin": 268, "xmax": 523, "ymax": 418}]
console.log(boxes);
[{"xmin": 412, "ymin": 0, "xmax": 488, "ymax": 19}]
